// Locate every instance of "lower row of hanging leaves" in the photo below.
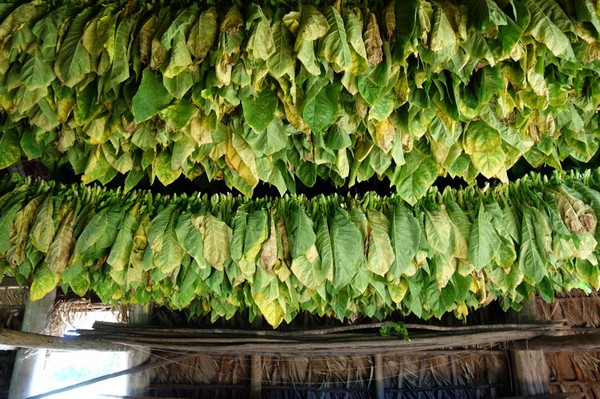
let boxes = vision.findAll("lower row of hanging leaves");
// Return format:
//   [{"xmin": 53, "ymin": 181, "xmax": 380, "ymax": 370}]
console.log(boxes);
[{"xmin": 0, "ymin": 168, "xmax": 599, "ymax": 327}]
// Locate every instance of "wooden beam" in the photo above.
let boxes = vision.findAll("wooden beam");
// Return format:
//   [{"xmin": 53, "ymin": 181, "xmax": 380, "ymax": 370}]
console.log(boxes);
[
  {"xmin": 0, "ymin": 328, "xmax": 127, "ymax": 352},
  {"xmin": 513, "ymin": 333, "xmax": 600, "ymax": 352},
  {"xmin": 374, "ymin": 354, "xmax": 385, "ymax": 399}
]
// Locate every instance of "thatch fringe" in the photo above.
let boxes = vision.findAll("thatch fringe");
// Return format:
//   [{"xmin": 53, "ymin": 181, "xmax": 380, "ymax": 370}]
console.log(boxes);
[{"xmin": 537, "ymin": 289, "xmax": 600, "ymax": 328}]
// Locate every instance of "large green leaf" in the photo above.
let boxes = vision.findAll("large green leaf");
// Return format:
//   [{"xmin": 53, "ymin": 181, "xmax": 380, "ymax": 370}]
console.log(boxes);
[
  {"xmin": 468, "ymin": 205, "xmax": 500, "ymax": 271},
  {"xmin": 241, "ymin": 88, "xmax": 277, "ymax": 132},
  {"xmin": 187, "ymin": 7, "xmax": 218, "ymax": 63},
  {"xmin": 302, "ymin": 81, "xmax": 341, "ymax": 133},
  {"xmin": 267, "ymin": 21, "xmax": 295, "ymax": 78},
  {"xmin": 287, "ymin": 204, "xmax": 316, "ymax": 259},
  {"xmin": 331, "ymin": 208, "xmax": 362, "ymax": 288},
  {"xmin": 29, "ymin": 195, "xmax": 55, "ymax": 254},
  {"xmin": 319, "ymin": 6, "xmax": 352, "ymax": 72},
  {"xmin": 132, "ymin": 68, "xmax": 173, "ymax": 123},
  {"xmin": 367, "ymin": 210, "xmax": 395, "ymax": 276},
  {"xmin": 148, "ymin": 206, "xmax": 185, "ymax": 277},
  {"xmin": 201, "ymin": 213, "xmax": 231, "ymax": 271},
  {"xmin": 54, "ymin": 9, "xmax": 92, "ymax": 87},
  {"xmin": 524, "ymin": 0, "xmax": 575, "ymax": 58}
]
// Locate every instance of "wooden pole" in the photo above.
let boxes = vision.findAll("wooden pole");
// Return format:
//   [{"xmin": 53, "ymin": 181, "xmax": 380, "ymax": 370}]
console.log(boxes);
[
  {"xmin": 127, "ymin": 304, "xmax": 151, "ymax": 397},
  {"xmin": 8, "ymin": 289, "xmax": 56, "ymax": 399},
  {"xmin": 508, "ymin": 297, "xmax": 550, "ymax": 396},
  {"xmin": 0, "ymin": 328, "xmax": 127, "ymax": 351},
  {"xmin": 250, "ymin": 354, "xmax": 262, "ymax": 399},
  {"xmin": 374, "ymin": 354, "xmax": 385, "ymax": 399}
]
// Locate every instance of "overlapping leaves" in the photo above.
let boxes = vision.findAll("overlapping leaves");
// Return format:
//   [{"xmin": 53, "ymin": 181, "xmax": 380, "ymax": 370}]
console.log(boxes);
[
  {"xmin": 0, "ymin": 0, "xmax": 598, "ymax": 201},
  {"xmin": 0, "ymin": 168, "xmax": 599, "ymax": 326}
]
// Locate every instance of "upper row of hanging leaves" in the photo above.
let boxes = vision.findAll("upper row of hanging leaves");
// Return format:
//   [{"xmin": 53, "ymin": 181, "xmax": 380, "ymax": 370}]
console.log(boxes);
[
  {"xmin": 0, "ymin": 167, "xmax": 599, "ymax": 326},
  {"xmin": 0, "ymin": 0, "xmax": 599, "ymax": 201}
]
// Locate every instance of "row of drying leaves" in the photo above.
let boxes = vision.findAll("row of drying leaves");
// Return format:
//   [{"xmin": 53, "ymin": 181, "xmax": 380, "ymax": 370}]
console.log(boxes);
[
  {"xmin": 0, "ymin": 168, "xmax": 599, "ymax": 327},
  {"xmin": 0, "ymin": 0, "xmax": 599, "ymax": 201}
]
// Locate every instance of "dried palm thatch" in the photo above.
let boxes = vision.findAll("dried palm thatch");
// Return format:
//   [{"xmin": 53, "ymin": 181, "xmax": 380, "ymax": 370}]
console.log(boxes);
[
  {"xmin": 0, "ymin": 287, "xmax": 25, "ymax": 307},
  {"xmin": 537, "ymin": 289, "xmax": 600, "ymax": 328},
  {"xmin": 43, "ymin": 299, "xmax": 126, "ymax": 336},
  {"xmin": 151, "ymin": 354, "xmax": 249, "ymax": 386}
]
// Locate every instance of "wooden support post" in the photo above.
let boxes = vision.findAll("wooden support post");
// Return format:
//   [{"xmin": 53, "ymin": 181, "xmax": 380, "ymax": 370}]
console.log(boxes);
[
  {"xmin": 374, "ymin": 354, "xmax": 385, "ymax": 399},
  {"xmin": 250, "ymin": 354, "xmax": 262, "ymax": 399},
  {"xmin": 127, "ymin": 304, "xmax": 151, "ymax": 397},
  {"xmin": 509, "ymin": 297, "xmax": 550, "ymax": 396},
  {"xmin": 8, "ymin": 289, "xmax": 56, "ymax": 399}
]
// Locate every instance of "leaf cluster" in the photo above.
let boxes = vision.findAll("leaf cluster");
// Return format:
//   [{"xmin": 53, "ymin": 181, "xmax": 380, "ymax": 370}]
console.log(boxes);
[
  {"xmin": 0, "ymin": 0, "xmax": 598, "ymax": 200},
  {"xmin": 0, "ymin": 167, "xmax": 599, "ymax": 327}
]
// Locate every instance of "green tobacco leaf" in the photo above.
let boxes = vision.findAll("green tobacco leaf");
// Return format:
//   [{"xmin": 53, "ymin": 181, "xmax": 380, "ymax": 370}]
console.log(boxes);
[
  {"xmin": 5, "ymin": 195, "xmax": 40, "ymax": 265},
  {"xmin": 390, "ymin": 206, "xmax": 421, "ymax": 276},
  {"xmin": 464, "ymin": 120, "xmax": 506, "ymax": 178},
  {"xmin": 107, "ymin": 211, "xmax": 138, "ymax": 277},
  {"xmin": 148, "ymin": 206, "xmax": 185, "ymax": 277},
  {"xmin": 46, "ymin": 210, "xmax": 75, "ymax": 274},
  {"xmin": 21, "ymin": 51, "xmax": 55, "ymax": 90},
  {"xmin": 519, "ymin": 206, "xmax": 547, "ymax": 284},
  {"xmin": 394, "ymin": 0, "xmax": 419, "ymax": 58},
  {"xmin": 246, "ymin": 4, "xmax": 275, "ymax": 61},
  {"xmin": 367, "ymin": 210, "xmax": 395, "ymax": 276},
  {"xmin": 242, "ymin": 88, "xmax": 277, "ymax": 132},
  {"xmin": 302, "ymin": 82, "xmax": 341, "ymax": 133},
  {"xmin": 164, "ymin": 31, "xmax": 192, "ymax": 78},
  {"xmin": 187, "ymin": 7, "xmax": 218, "ymax": 63},
  {"xmin": 524, "ymin": 0, "xmax": 575, "ymax": 58},
  {"xmin": 296, "ymin": 5, "xmax": 329, "ymax": 45},
  {"xmin": 71, "ymin": 208, "xmax": 123, "ymax": 264},
  {"xmin": 29, "ymin": 195, "xmax": 55, "ymax": 254},
  {"xmin": 319, "ymin": 6, "xmax": 352, "ymax": 71},
  {"xmin": 30, "ymin": 264, "xmax": 59, "ymax": 301},
  {"xmin": 468, "ymin": 205, "xmax": 500, "ymax": 271},
  {"xmin": 429, "ymin": 5, "xmax": 456, "ymax": 52},
  {"xmin": 425, "ymin": 209, "xmax": 452, "ymax": 255},
  {"xmin": 175, "ymin": 212, "xmax": 205, "ymax": 267},
  {"xmin": 244, "ymin": 209, "xmax": 268, "ymax": 262},
  {"xmin": 267, "ymin": 21, "xmax": 295, "ymax": 78},
  {"xmin": 389, "ymin": 143, "xmax": 439, "ymax": 205},
  {"xmin": 247, "ymin": 118, "xmax": 289, "ymax": 156},
  {"xmin": 467, "ymin": 0, "xmax": 508, "ymax": 34},
  {"xmin": 331, "ymin": 208, "xmax": 362, "ymax": 288},
  {"xmin": 0, "ymin": 130, "xmax": 21, "ymax": 169},
  {"xmin": 201, "ymin": 213, "xmax": 231, "ymax": 270},
  {"xmin": 288, "ymin": 204, "xmax": 316, "ymax": 258},
  {"xmin": 252, "ymin": 267, "xmax": 285, "ymax": 327},
  {"xmin": 132, "ymin": 69, "xmax": 173, "ymax": 123},
  {"xmin": 54, "ymin": 9, "xmax": 92, "ymax": 87}
]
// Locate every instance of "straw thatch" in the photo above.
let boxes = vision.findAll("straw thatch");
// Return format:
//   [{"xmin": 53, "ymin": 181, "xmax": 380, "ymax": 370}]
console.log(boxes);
[
  {"xmin": 537, "ymin": 290, "xmax": 600, "ymax": 399},
  {"xmin": 537, "ymin": 289, "xmax": 600, "ymax": 327}
]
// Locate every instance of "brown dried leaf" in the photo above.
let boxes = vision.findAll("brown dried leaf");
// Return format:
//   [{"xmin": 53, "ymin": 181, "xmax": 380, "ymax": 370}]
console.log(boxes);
[
  {"xmin": 382, "ymin": 1, "xmax": 395, "ymax": 40},
  {"xmin": 220, "ymin": 5, "xmax": 244, "ymax": 34},
  {"xmin": 260, "ymin": 214, "xmax": 278, "ymax": 272},
  {"xmin": 364, "ymin": 12, "xmax": 383, "ymax": 66}
]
